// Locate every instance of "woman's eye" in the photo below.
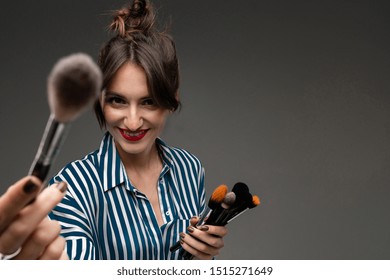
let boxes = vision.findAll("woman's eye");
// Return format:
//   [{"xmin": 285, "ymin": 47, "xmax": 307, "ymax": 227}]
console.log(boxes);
[
  {"xmin": 105, "ymin": 96, "xmax": 126, "ymax": 105},
  {"xmin": 142, "ymin": 98, "xmax": 155, "ymax": 106}
]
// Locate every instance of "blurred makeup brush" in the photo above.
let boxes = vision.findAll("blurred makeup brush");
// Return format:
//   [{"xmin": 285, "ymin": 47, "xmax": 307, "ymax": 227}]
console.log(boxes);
[{"xmin": 28, "ymin": 53, "xmax": 102, "ymax": 182}]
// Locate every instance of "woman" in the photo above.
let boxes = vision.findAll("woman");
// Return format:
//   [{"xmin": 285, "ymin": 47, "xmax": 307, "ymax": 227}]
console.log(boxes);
[
  {"xmin": 49, "ymin": 0, "xmax": 227, "ymax": 260},
  {"xmin": 0, "ymin": 176, "xmax": 68, "ymax": 260}
]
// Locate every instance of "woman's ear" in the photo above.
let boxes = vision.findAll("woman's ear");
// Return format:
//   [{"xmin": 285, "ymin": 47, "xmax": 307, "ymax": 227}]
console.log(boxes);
[
  {"xmin": 100, "ymin": 90, "xmax": 106, "ymax": 107},
  {"xmin": 175, "ymin": 90, "xmax": 180, "ymax": 103}
]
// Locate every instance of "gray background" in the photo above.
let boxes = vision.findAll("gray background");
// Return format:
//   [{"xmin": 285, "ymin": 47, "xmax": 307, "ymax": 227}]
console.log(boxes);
[{"xmin": 0, "ymin": 0, "xmax": 389, "ymax": 259}]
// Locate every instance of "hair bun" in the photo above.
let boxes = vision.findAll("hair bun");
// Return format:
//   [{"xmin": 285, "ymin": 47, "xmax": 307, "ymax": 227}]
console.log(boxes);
[
  {"xmin": 110, "ymin": 0, "xmax": 154, "ymax": 38},
  {"xmin": 129, "ymin": 0, "xmax": 146, "ymax": 17}
]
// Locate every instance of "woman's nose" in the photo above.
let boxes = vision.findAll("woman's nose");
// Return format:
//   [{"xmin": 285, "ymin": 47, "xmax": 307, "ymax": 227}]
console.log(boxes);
[{"xmin": 124, "ymin": 106, "xmax": 143, "ymax": 131}]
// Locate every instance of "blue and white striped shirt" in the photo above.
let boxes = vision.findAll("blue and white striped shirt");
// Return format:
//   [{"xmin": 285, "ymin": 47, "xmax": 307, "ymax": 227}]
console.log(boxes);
[{"xmin": 49, "ymin": 132, "xmax": 205, "ymax": 260}]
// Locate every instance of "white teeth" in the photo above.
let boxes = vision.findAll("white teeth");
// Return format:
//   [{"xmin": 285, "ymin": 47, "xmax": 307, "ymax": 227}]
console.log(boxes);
[{"xmin": 123, "ymin": 130, "xmax": 143, "ymax": 137}]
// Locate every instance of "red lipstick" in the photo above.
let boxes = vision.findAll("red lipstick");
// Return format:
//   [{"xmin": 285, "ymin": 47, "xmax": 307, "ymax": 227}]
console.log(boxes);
[{"xmin": 119, "ymin": 128, "xmax": 148, "ymax": 142}]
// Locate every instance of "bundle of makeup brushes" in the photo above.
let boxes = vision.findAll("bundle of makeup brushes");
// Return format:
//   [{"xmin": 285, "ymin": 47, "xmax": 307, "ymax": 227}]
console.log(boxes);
[
  {"xmin": 204, "ymin": 182, "xmax": 260, "ymax": 226},
  {"xmin": 170, "ymin": 182, "xmax": 260, "ymax": 259}
]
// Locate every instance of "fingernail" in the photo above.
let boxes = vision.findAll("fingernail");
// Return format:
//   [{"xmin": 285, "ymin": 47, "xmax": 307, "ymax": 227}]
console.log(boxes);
[
  {"xmin": 187, "ymin": 226, "xmax": 195, "ymax": 233},
  {"xmin": 199, "ymin": 225, "xmax": 209, "ymax": 231},
  {"xmin": 23, "ymin": 180, "xmax": 39, "ymax": 194},
  {"xmin": 56, "ymin": 181, "xmax": 67, "ymax": 193},
  {"xmin": 179, "ymin": 232, "xmax": 186, "ymax": 239}
]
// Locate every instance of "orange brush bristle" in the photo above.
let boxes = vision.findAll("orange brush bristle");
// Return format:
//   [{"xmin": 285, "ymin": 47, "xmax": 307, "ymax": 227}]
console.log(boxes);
[
  {"xmin": 205, "ymin": 184, "xmax": 228, "ymax": 225},
  {"xmin": 251, "ymin": 195, "xmax": 260, "ymax": 208},
  {"xmin": 212, "ymin": 184, "xmax": 228, "ymax": 201},
  {"xmin": 209, "ymin": 184, "xmax": 228, "ymax": 208}
]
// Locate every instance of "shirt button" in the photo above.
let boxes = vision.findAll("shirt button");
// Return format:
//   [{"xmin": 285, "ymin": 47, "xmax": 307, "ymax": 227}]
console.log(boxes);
[{"xmin": 165, "ymin": 211, "xmax": 171, "ymax": 216}]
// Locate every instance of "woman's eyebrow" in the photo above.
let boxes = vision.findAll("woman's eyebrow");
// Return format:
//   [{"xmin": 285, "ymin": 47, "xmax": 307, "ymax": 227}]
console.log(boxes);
[{"xmin": 104, "ymin": 90, "xmax": 123, "ymax": 97}]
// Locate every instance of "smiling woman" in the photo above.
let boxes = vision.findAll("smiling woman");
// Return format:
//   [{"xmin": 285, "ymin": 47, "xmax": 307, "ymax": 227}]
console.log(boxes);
[{"xmin": 47, "ymin": 0, "xmax": 228, "ymax": 260}]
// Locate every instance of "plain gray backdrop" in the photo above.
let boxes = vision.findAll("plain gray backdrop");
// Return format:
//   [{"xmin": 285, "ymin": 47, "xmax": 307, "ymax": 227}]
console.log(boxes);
[{"xmin": 1, "ymin": 0, "xmax": 389, "ymax": 259}]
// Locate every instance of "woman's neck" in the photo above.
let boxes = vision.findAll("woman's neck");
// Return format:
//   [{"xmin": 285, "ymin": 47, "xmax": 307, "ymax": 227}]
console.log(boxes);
[{"xmin": 116, "ymin": 141, "xmax": 162, "ymax": 175}]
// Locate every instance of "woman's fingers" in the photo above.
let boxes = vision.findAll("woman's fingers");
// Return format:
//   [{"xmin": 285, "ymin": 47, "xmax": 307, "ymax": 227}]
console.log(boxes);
[
  {"xmin": 0, "ymin": 176, "xmax": 42, "ymax": 234},
  {"xmin": 197, "ymin": 224, "xmax": 228, "ymax": 239},
  {"xmin": 59, "ymin": 250, "xmax": 69, "ymax": 260},
  {"xmin": 13, "ymin": 218, "xmax": 62, "ymax": 260},
  {"xmin": 180, "ymin": 223, "xmax": 228, "ymax": 259},
  {"xmin": 0, "ymin": 181, "xmax": 67, "ymax": 255},
  {"xmin": 180, "ymin": 238, "xmax": 213, "ymax": 260},
  {"xmin": 38, "ymin": 236, "xmax": 67, "ymax": 260}
]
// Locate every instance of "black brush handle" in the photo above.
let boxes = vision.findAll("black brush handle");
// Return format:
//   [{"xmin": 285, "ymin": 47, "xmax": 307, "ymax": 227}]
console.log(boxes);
[{"xmin": 28, "ymin": 115, "xmax": 70, "ymax": 182}]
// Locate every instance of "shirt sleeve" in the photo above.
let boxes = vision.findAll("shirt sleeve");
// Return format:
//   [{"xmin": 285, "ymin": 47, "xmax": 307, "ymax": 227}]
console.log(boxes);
[{"xmin": 48, "ymin": 177, "xmax": 96, "ymax": 260}]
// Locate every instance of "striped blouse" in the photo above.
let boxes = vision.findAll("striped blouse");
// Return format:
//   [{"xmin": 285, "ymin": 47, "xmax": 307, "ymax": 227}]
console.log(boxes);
[{"xmin": 48, "ymin": 132, "xmax": 205, "ymax": 260}]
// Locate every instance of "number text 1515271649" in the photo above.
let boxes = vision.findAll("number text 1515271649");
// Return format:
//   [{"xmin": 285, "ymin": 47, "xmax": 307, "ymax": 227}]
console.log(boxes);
[{"xmin": 209, "ymin": 266, "xmax": 273, "ymax": 276}]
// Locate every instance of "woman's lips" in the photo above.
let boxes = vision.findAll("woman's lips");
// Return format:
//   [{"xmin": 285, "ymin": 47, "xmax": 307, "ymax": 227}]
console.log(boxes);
[{"xmin": 119, "ymin": 128, "xmax": 148, "ymax": 142}]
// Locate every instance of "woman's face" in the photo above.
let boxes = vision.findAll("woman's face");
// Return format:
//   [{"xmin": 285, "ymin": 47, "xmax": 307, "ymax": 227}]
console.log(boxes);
[{"xmin": 101, "ymin": 62, "xmax": 170, "ymax": 159}]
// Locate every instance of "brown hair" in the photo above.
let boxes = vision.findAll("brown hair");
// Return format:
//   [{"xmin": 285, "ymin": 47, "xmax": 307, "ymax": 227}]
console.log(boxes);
[{"xmin": 94, "ymin": 0, "xmax": 181, "ymax": 128}]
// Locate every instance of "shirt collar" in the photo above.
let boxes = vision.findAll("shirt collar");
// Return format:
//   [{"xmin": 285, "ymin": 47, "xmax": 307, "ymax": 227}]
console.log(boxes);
[
  {"xmin": 97, "ymin": 132, "xmax": 173, "ymax": 193},
  {"xmin": 156, "ymin": 138, "xmax": 175, "ymax": 170}
]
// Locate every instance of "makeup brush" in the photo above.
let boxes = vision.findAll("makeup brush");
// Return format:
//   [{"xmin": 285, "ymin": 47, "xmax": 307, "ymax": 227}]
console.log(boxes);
[
  {"xmin": 196, "ymin": 184, "xmax": 228, "ymax": 226},
  {"xmin": 169, "ymin": 184, "xmax": 228, "ymax": 253},
  {"xmin": 181, "ymin": 186, "xmax": 231, "ymax": 260},
  {"xmin": 28, "ymin": 53, "xmax": 102, "ymax": 182},
  {"xmin": 217, "ymin": 182, "xmax": 253, "ymax": 225},
  {"xmin": 232, "ymin": 182, "xmax": 252, "ymax": 207},
  {"xmin": 252, "ymin": 195, "xmax": 261, "ymax": 208},
  {"xmin": 201, "ymin": 184, "xmax": 229, "ymax": 225},
  {"xmin": 206, "ymin": 192, "xmax": 236, "ymax": 225},
  {"xmin": 225, "ymin": 195, "xmax": 260, "ymax": 224},
  {"xmin": 182, "ymin": 182, "xmax": 259, "ymax": 260}
]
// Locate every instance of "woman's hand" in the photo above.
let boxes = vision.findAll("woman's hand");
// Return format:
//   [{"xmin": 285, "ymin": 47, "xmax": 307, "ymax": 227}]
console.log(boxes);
[
  {"xmin": 0, "ymin": 176, "xmax": 68, "ymax": 260},
  {"xmin": 180, "ymin": 217, "xmax": 228, "ymax": 260}
]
